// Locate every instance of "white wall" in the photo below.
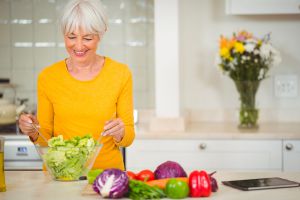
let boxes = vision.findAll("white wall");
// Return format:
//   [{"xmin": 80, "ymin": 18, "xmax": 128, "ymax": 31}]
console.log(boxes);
[{"xmin": 179, "ymin": 0, "xmax": 300, "ymax": 122}]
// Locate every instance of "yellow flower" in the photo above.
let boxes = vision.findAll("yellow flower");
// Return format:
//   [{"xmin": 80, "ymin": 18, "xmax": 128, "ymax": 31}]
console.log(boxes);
[
  {"xmin": 220, "ymin": 47, "xmax": 230, "ymax": 59},
  {"xmin": 257, "ymin": 40, "xmax": 262, "ymax": 46},
  {"xmin": 234, "ymin": 42, "xmax": 245, "ymax": 53}
]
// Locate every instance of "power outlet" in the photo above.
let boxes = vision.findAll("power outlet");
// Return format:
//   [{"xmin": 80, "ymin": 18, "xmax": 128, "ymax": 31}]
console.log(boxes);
[{"xmin": 274, "ymin": 75, "xmax": 298, "ymax": 98}]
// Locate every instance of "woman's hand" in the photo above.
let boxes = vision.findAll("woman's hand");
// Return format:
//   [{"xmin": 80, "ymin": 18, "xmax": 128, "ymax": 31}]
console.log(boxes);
[
  {"xmin": 102, "ymin": 118, "xmax": 125, "ymax": 142},
  {"xmin": 18, "ymin": 113, "xmax": 39, "ymax": 141}
]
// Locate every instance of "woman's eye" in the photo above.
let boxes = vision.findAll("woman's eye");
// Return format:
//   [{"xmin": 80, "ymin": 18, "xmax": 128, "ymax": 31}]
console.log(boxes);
[
  {"xmin": 84, "ymin": 38, "xmax": 92, "ymax": 41},
  {"xmin": 68, "ymin": 36, "xmax": 76, "ymax": 39}
]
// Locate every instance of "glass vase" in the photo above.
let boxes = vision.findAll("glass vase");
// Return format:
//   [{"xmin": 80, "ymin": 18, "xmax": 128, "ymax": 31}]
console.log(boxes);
[{"xmin": 234, "ymin": 81, "xmax": 260, "ymax": 129}]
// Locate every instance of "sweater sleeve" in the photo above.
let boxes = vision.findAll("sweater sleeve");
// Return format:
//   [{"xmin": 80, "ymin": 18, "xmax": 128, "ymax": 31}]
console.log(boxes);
[
  {"xmin": 114, "ymin": 66, "xmax": 135, "ymax": 147},
  {"xmin": 33, "ymin": 72, "xmax": 54, "ymax": 146}
]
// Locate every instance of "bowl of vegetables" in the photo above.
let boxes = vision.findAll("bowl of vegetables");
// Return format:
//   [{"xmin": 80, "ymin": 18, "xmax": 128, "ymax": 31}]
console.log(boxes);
[{"xmin": 35, "ymin": 134, "xmax": 101, "ymax": 181}]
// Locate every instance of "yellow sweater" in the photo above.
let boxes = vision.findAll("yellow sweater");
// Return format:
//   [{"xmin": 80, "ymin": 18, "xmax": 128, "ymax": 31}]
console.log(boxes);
[{"xmin": 35, "ymin": 57, "xmax": 135, "ymax": 170}]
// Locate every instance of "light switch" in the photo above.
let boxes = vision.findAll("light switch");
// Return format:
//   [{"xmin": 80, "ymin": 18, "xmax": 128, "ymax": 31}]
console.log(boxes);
[{"xmin": 274, "ymin": 75, "xmax": 298, "ymax": 98}]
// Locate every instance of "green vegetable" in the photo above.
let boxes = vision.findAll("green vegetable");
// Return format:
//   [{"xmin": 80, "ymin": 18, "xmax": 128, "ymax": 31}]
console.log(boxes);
[
  {"xmin": 128, "ymin": 179, "xmax": 166, "ymax": 200},
  {"xmin": 43, "ymin": 134, "xmax": 97, "ymax": 180},
  {"xmin": 87, "ymin": 169, "xmax": 103, "ymax": 184},
  {"xmin": 165, "ymin": 179, "xmax": 189, "ymax": 199}
]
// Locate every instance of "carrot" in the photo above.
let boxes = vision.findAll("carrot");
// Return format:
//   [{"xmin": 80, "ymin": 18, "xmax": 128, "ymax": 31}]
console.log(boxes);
[{"xmin": 146, "ymin": 177, "xmax": 189, "ymax": 189}]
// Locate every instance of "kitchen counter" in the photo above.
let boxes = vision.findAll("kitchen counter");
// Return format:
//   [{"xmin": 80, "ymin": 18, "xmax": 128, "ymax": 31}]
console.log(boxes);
[
  {"xmin": 135, "ymin": 122, "xmax": 300, "ymax": 140},
  {"xmin": 2, "ymin": 122, "xmax": 300, "ymax": 140},
  {"xmin": 1, "ymin": 171, "xmax": 300, "ymax": 200}
]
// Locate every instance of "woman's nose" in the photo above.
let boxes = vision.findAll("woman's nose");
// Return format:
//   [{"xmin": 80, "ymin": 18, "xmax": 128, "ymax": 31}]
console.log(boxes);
[{"xmin": 74, "ymin": 39, "xmax": 84, "ymax": 49}]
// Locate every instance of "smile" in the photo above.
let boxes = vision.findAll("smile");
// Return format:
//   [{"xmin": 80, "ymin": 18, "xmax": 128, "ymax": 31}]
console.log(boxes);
[{"xmin": 74, "ymin": 50, "xmax": 87, "ymax": 57}]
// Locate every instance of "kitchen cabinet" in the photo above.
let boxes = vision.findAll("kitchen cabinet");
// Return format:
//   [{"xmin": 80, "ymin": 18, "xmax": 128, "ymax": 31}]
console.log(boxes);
[
  {"xmin": 126, "ymin": 139, "xmax": 282, "ymax": 172},
  {"xmin": 226, "ymin": 0, "xmax": 300, "ymax": 15},
  {"xmin": 283, "ymin": 140, "xmax": 300, "ymax": 171}
]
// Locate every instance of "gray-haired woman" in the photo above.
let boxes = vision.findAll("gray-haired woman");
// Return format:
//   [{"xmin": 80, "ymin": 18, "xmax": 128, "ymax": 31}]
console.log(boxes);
[{"xmin": 19, "ymin": 0, "xmax": 135, "ymax": 170}]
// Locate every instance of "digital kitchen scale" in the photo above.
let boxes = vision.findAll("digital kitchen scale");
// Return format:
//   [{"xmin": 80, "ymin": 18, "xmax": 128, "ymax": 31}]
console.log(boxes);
[{"xmin": 222, "ymin": 177, "xmax": 300, "ymax": 191}]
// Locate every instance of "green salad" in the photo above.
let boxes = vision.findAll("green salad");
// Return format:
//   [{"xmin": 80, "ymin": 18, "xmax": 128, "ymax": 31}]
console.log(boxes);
[{"xmin": 43, "ymin": 135, "xmax": 97, "ymax": 181}]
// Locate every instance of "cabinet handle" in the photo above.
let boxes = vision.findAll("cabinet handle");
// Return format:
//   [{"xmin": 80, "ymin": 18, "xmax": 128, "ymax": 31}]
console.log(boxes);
[
  {"xmin": 199, "ymin": 143, "xmax": 207, "ymax": 150},
  {"xmin": 285, "ymin": 143, "xmax": 293, "ymax": 151}
]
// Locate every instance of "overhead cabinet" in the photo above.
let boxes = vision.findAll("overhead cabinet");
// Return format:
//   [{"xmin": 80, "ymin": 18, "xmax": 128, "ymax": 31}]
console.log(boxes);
[{"xmin": 226, "ymin": 0, "xmax": 300, "ymax": 15}]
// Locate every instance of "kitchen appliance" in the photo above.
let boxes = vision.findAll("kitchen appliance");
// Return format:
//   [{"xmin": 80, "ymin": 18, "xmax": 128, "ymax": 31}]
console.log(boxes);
[
  {"xmin": 0, "ymin": 79, "xmax": 27, "ymax": 125},
  {"xmin": 0, "ymin": 137, "xmax": 6, "ymax": 192},
  {"xmin": 3, "ymin": 135, "xmax": 42, "ymax": 170}
]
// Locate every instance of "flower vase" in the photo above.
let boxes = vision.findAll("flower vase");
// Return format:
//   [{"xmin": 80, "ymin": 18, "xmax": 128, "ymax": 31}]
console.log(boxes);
[{"xmin": 234, "ymin": 81, "xmax": 260, "ymax": 129}]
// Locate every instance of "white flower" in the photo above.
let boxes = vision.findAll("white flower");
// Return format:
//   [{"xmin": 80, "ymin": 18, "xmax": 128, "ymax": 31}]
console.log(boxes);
[
  {"xmin": 254, "ymin": 49, "xmax": 260, "ymax": 55},
  {"xmin": 232, "ymin": 58, "xmax": 238, "ymax": 65},
  {"xmin": 242, "ymin": 56, "xmax": 247, "ymax": 60},
  {"xmin": 260, "ymin": 42, "xmax": 281, "ymax": 66},
  {"xmin": 259, "ymin": 43, "xmax": 273, "ymax": 59},
  {"xmin": 244, "ymin": 43, "xmax": 256, "ymax": 53},
  {"xmin": 271, "ymin": 48, "xmax": 282, "ymax": 66}
]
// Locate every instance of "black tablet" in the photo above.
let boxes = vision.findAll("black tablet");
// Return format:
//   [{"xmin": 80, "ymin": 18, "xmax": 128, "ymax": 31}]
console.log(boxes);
[{"xmin": 222, "ymin": 177, "xmax": 300, "ymax": 191}]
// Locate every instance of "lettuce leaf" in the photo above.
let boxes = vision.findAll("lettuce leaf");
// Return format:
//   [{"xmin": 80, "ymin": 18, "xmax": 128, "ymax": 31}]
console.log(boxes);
[{"xmin": 43, "ymin": 134, "xmax": 97, "ymax": 180}]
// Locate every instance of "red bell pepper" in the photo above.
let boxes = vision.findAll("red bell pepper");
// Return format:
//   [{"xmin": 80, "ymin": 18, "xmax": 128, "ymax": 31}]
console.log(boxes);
[{"xmin": 189, "ymin": 170, "xmax": 212, "ymax": 197}]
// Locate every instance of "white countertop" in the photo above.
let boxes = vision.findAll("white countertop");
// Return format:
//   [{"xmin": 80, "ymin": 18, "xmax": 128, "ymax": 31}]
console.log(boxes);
[
  {"xmin": 135, "ymin": 122, "xmax": 300, "ymax": 140},
  {"xmin": 1, "ymin": 122, "xmax": 300, "ymax": 141},
  {"xmin": 1, "ymin": 171, "xmax": 300, "ymax": 200}
]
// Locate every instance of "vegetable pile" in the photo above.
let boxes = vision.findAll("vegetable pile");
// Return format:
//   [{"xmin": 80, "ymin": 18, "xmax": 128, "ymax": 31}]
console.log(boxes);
[
  {"xmin": 90, "ymin": 160, "xmax": 219, "ymax": 199},
  {"xmin": 42, "ymin": 135, "xmax": 97, "ymax": 181}
]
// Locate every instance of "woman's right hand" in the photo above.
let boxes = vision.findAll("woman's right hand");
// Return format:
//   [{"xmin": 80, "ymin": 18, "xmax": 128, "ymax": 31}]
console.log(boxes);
[{"xmin": 18, "ymin": 113, "xmax": 39, "ymax": 140}]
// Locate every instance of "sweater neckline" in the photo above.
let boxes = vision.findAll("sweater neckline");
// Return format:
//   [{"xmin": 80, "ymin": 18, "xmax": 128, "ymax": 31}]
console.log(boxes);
[{"xmin": 63, "ymin": 56, "xmax": 110, "ymax": 83}]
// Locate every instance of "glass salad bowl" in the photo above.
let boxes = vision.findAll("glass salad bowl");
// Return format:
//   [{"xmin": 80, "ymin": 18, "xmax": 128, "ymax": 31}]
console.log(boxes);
[{"xmin": 35, "ymin": 135, "xmax": 102, "ymax": 181}]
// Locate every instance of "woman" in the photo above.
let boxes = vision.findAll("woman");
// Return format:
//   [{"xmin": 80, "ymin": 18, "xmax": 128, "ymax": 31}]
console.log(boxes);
[{"xmin": 18, "ymin": 0, "xmax": 135, "ymax": 170}]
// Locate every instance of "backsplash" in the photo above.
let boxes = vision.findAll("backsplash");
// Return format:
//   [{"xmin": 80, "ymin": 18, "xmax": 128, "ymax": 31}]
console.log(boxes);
[{"xmin": 0, "ymin": 0, "xmax": 154, "ymax": 109}]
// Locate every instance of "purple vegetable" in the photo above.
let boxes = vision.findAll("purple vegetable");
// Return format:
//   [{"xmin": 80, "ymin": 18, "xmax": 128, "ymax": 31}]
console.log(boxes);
[
  {"xmin": 209, "ymin": 171, "xmax": 218, "ymax": 192},
  {"xmin": 210, "ymin": 176, "xmax": 218, "ymax": 192},
  {"xmin": 93, "ymin": 168, "xmax": 129, "ymax": 198},
  {"xmin": 154, "ymin": 161, "xmax": 187, "ymax": 179}
]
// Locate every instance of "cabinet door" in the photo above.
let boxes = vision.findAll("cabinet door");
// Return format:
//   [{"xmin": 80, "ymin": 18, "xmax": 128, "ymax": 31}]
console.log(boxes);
[
  {"xmin": 226, "ymin": 0, "xmax": 300, "ymax": 15},
  {"xmin": 126, "ymin": 139, "xmax": 282, "ymax": 172},
  {"xmin": 283, "ymin": 140, "xmax": 300, "ymax": 171}
]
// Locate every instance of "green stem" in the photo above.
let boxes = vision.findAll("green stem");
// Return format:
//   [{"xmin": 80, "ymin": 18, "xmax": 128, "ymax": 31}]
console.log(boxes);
[{"xmin": 234, "ymin": 81, "xmax": 260, "ymax": 128}]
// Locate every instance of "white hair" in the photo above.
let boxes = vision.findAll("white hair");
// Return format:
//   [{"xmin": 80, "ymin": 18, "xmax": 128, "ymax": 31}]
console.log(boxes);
[{"xmin": 60, "ymin": 0, "xmax": 108, "ymax": 36}]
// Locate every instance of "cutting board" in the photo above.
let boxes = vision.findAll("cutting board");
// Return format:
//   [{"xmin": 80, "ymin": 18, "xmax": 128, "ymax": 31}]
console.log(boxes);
[{"xmin": 82, "ymin": 184, "xmax": 98, "ymax": 195}]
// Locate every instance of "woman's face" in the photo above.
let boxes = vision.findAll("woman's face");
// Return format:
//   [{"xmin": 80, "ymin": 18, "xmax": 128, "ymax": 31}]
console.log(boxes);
[{"xmin": 64, "ymin": 30, "xmax": 100, "ymax": 63}]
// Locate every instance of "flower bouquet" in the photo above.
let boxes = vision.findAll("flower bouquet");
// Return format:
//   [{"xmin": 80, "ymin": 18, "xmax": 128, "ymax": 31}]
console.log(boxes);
[{"xmin": 217, "ymin": 30, "xmax": 281, "ymax": 129}]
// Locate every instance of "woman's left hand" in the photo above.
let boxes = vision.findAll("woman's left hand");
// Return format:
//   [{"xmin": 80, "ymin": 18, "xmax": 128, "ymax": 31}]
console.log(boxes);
[{"xmin": 102, "ymin": 118, "xmax": 125, "ymax": 142}]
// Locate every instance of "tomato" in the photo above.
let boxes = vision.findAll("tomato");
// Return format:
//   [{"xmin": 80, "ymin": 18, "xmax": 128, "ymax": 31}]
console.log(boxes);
[
  {"xmin": 165, "ymin": 178, "xmax": 190, "ymax": 199},
  {"xmin": 136, "ymin": 169, "xmax": 155, "ymax": 182},
  {"xmin": 126, "ymin": 171, "xmax": 137, "ymax": 180}
]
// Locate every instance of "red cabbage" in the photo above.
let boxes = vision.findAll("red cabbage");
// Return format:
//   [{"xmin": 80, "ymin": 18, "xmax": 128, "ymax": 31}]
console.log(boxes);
[
  {"xmin": 154, "ymin": 161, "xmax": 187, "ymax": 179},
  {"xmin": 93, "ymin": 168, "xmax": 129, "ymax": 198}
]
